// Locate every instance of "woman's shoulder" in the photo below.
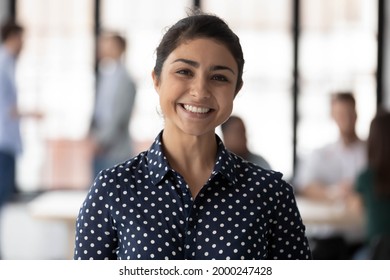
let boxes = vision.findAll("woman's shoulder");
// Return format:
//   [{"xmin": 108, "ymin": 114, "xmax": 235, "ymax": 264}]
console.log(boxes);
[
  {"xmin": 93, "ymin": 151, "xmax": 149, "ymax": 187},
  {"xmin": 229, "ymin": 154, "xmax": 297, "ymax": 213},
  {"xmin": 231, "ymin": 151, "xmax": 282, "ymax": 177},
  {"xmin": 229, "ymin": 151, "xmax": 288, "ymax": 190}
]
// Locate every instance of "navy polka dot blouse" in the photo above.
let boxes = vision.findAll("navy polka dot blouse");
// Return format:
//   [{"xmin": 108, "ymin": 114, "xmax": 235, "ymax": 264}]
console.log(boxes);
[{"xmin": 74, "ymin": 131, "xmax": 312, "ymax": 260}]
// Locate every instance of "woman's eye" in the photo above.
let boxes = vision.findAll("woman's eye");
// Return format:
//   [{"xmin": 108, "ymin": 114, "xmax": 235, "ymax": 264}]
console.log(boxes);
[
  {"xmin": 176, "ymin": 69, "xmax": 192, "ymax": 76},
  {"xmin": 212, "ymin": 75, "xmax": 228, "ymax": 82}
]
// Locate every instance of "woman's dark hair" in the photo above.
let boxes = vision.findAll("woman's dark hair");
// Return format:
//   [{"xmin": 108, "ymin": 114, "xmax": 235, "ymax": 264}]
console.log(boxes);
[
  {"xmin": 154, "ymin": 13, "xmax": 244, "ymax": 92},
  {"xmin": 367, "ymin": 109, "xmax": 390, "ymax": 197}
]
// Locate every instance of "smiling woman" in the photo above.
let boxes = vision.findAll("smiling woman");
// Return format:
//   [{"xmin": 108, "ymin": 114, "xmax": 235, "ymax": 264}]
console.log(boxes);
[
  {"xmin": 154, "ymin": 39, "xmax": 237, "ymax": 137},
  {"xmin": 73, "ymin": 12, "xmax": 312, "ymax": 260}
]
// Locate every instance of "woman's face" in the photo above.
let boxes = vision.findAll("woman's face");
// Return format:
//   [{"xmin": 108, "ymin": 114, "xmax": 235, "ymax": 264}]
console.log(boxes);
[{"xmin": 153, "ymin": 38, "xmax": 241, "ymax": 138}]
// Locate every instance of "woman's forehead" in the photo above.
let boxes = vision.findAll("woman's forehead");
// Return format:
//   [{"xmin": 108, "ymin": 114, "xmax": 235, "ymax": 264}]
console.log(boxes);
[{"xmin": 167, "ymin": 38, "xmax": 237, "ymax": 65}]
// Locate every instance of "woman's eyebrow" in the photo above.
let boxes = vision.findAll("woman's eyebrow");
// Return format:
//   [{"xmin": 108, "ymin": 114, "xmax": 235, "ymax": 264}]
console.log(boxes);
[
  {"xmin": 172, "ymin": 58, "xmax": 236, "ymax": 75},
  {"xmin": 172, "ymin": 58, "xmax": 199, "ymax": 67},
  {"xmin": 210, "ymin": 65, "xmax": 235, "ymax": 75}
]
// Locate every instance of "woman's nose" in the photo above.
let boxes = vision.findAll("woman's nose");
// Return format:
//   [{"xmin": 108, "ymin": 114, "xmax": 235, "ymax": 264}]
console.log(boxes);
[{"xmin": 190, "ymin": 77, "xmax": 211, "ymax": 99}]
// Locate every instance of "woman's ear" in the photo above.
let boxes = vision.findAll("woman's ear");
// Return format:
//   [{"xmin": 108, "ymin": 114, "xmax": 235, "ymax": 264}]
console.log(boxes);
[{"xmin": 234, "ymin": 81, "xmax": 243, "ymax": 97}]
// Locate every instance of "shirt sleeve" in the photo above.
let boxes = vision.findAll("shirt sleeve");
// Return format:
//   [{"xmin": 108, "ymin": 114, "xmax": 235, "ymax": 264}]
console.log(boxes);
[
  {"xmin": 73, "ymin": 172, "xmax": 118, "ymax": 260},
  {"xmin": 267, "ymin": 181, "xmax": 312, "ymax": 260}
]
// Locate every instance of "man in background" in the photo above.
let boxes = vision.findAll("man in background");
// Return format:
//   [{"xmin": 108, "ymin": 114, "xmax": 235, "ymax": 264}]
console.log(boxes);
[
  {"xmin": 0, "ymin": 19, "xmax": 26, "ymax": 207},
  {"xmin": 294, "ymin": 92, "xmax": 367, "ymax": 259},
  {"xmin": 0, "ymin": 20, "xmax": 42, "ymax": 207},
  {"xmin": 221, "ymin": 115, "xmax": 271, "ymax": 170},
  {"xmin": 89, "ymin": 32, "xmax": 137, "ymax": 177},
  {"xmin": 0, "ymin": 19, "xmax": 43, "ymax": 258}
]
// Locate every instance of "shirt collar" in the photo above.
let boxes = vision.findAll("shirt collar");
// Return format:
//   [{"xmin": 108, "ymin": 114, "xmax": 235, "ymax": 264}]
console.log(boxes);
[
  {"xmin": 146, "ymin": 131, "xmax": 238, "ymax": 185},
  {"xmin": 212, "ymin": 134, "xmax": 239, "ymax": 184},
  {"xmin": 145, "ymin": 131, "xmax": 171, "ymax": 185}
]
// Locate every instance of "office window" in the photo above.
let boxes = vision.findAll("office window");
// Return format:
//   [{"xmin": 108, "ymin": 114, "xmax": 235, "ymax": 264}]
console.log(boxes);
[
  {"xmin": 203, "ymin": 0, "xmax": 294, "ymax": 179},
  {"xmin": 16, "ymin": 0, "xmax": 95, "ymax": 190},
  {"xmin": 298, "ymin": 0, "xmax": 378, "ymax": 159}
]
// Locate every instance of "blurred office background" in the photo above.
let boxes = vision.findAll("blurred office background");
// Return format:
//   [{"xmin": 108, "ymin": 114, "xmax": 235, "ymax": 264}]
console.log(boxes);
[{"xmin": 0, "ymin": 0, "xmax": 389, "ymax": 259}]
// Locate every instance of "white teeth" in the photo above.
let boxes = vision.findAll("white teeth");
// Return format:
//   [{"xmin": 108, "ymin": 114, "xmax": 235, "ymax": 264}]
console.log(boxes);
[{"xmin": 183, "ymin": 104, "xmax": 210, "ymax": 114}]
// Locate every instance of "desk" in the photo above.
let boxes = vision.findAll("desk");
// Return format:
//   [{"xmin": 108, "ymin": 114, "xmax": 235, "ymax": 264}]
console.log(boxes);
[
  {"xmin": 28, "ymin": 190, "xmax": 88, "ymax": 259},
  {"xmin": 296, "ymin": 196, "xmax": 364, "ymax": 226},
  {"xmin": 295, "ymin": 196, "xmax": 365, "ymax": 241}
]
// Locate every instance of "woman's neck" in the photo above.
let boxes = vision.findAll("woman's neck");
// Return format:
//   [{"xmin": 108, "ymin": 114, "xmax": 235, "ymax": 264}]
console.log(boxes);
[
  {"xmin": 162, "ymin": 129, "xmax": 217, "ymax": 169},
  {"xmin": 161, "ymin": 128, "xmax": 217, "ymax": 197}
]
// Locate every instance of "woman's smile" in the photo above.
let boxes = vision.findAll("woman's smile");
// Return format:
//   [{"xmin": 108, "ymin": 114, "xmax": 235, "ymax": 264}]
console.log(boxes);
[
  {"xmin": 182, "ymin": 104, "xmax": 211, "ymax": 114},
  {"xmin": 177, "ymin": 103, "xmax": 216, "ymax": 120}
]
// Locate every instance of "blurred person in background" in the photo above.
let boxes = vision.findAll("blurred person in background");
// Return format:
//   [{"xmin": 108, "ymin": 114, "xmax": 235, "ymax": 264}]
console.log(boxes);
[
  {"xmin": 221, "ymin": 115, "xmax": 271, "ymax": 169},
  {"xmin": 294, "ymin": 92, "xmax": 367, "ymax": 259},
  {"xmin": 0, "ymin": 19, "xmax": 42, "ymax": 258},
  {"xmin": 0, "ymin": 19, "xmax": 42, "ymax": 207},
  {"xmin": 353, "ymin": 110, "xmax": 390, "ymax": 259},
  {"xmin": 88, "ymin": 32, "xmax": 137, "ymax": 178}
]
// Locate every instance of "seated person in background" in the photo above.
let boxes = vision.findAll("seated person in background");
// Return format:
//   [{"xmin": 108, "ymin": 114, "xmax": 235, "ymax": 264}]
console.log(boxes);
[
  {"xmin": 221, "ymin": 115, "xmax": 271, "ymax": 169},
  {"xmin": 354, "ymin": 110, "xmax": 390, "ymax": 259},
  {"xmin": 294, "ymin": 92, "xmax": 367, "ymax": 259}
]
